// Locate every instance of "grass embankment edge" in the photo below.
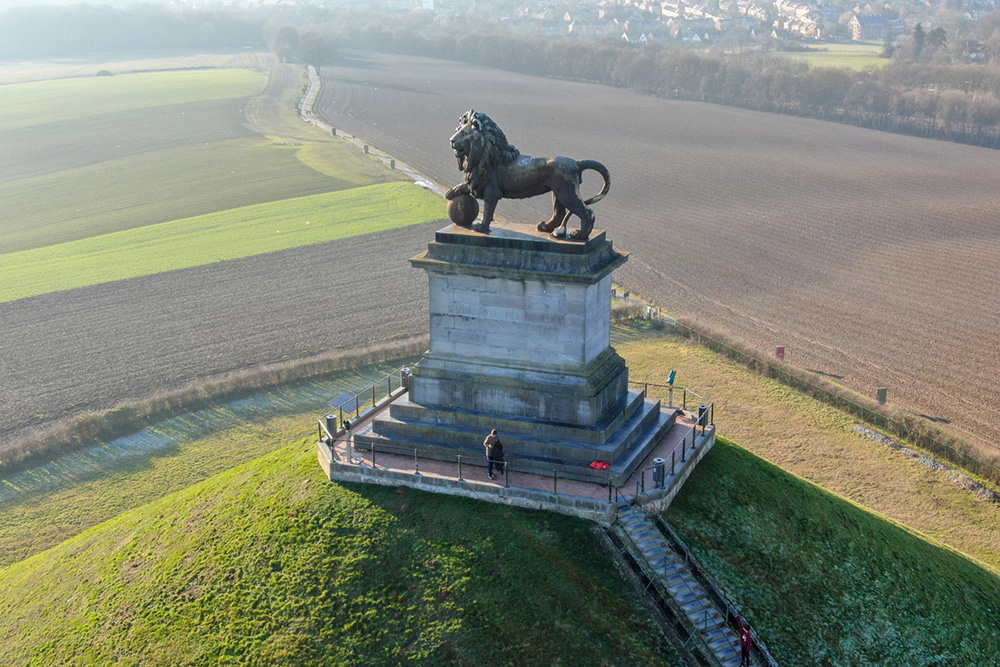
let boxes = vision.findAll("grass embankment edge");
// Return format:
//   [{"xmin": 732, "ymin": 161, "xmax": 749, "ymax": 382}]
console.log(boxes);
[
  {"xmin": 669, "ymin": 316, "xmax": 1000, "ymax": 488},
  {"xmin": 667, "ymin": 437, "xmax": 1000, "ymax": 663},
  {"xmin": 0, "ymin": 336, "xmax": 429, "ymax": 477}
]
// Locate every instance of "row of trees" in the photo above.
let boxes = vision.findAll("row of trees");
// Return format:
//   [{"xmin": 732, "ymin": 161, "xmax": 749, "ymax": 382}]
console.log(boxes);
[
  {"xmin": 313, "ymin": 11, "xmax": 1000, "ymax": 147},
  {"xmin": 3, "ymin": 2, "xmax": 1000, "ymax": 147}
]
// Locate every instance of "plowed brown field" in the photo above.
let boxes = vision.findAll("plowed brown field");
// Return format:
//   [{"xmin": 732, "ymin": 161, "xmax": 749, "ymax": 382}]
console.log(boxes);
[
  {"xmin": 0, "ymin": 223, "xmax": 436, "ymax": 443},
  {"xmin": 317, "ymin": 52, "xmax": 1000, "ymax": 451}
]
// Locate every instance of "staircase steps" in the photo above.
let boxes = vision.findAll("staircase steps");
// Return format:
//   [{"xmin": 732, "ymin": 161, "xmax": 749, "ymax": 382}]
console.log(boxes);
[{"xmin": 615, "ymin": 506, "xmax": 752, "ymax": 666}]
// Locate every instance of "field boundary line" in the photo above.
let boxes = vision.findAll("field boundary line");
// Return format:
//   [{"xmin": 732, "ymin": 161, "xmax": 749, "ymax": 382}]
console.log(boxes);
[{"xmin": 297, "ymin": 65, "xmax": 446, "ymax": 197}]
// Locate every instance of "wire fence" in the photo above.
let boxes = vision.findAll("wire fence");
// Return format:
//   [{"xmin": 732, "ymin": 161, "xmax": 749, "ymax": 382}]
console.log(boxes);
[{"xmin": 674, "ymin": 322, "xmax": 1000, "ymax": 488}]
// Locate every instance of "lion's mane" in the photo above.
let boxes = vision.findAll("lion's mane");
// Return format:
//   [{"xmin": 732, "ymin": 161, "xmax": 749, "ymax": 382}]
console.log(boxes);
[{"xmin": 457, "ymin": 110, "xmax": 520, "ymax": 200}]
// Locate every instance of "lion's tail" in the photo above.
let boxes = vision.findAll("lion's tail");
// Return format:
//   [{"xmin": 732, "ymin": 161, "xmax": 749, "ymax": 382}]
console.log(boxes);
[{"xmin": 578, "ymin": 160, "xmax": 610, "ymax": 206}]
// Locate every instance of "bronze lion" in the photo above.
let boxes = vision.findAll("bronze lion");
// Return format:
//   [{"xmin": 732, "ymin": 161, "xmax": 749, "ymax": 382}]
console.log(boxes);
[{"xmin": 444, "ymin": 110, "xmax": 610, "ymax": 240}]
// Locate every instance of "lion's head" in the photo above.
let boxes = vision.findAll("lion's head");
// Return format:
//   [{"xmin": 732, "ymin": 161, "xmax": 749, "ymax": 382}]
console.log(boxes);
[{"xmin": 449, "ymin": 110, "xmax": 520, "ymax": 198}]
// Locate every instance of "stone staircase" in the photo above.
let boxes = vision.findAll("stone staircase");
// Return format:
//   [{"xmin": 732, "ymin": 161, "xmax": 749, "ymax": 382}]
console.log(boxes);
[{"xmin": 616, "ymin": 506, "xmax": 747, "ymax": 667}]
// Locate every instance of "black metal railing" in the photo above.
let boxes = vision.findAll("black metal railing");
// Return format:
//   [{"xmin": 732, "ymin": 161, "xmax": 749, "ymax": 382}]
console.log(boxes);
[
  {"xmin": 654, "ymin": 515, "xmax": 781, "ymax": 667},
  {"xmin": 317, "ymin": 368, "xmax": 410, "ymax": 440},
  {"xmin": 318, "ymin": 372, "xmax": 717, "ymax": 507},
  {"xmin": 603, "ymin": 527, "xmax": 725, "ymax": 667}
]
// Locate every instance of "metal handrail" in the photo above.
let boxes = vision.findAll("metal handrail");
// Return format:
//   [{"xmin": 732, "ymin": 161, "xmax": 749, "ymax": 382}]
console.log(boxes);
[
  {"xmin": 619, "ymin": 421, "xmax": 716, "ymax": 504},
  {"xmin": 603, "ymin": 527, "xmax": 726, "ymax": 667},
  {"xmin": 336, "ymin": 438, "xmax": 617, "ymax": 500},
  {"xmin": 319, "ymin": 374, "xmax": 717, "ymax": 507},
  {"xmin": 654, "ymin": 515, "xmax": 781, "ymax": 667},
  {"xmin": 325, "ymin": 367, "xmax": 411, "ymax": 431}
]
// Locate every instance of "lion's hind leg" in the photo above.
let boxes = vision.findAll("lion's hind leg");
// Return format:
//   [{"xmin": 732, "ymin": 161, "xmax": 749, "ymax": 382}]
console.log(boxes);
[
  {"xmin": 556, "ymin": 186, "xmax": 594, "ymax": 241},
  {"xmin": 537, "ymin": 194, "xmax": 567, "ymax": 233},
  {"xmin": 568, "ymin": 206, "xmax": 595, "ymax": 240}
]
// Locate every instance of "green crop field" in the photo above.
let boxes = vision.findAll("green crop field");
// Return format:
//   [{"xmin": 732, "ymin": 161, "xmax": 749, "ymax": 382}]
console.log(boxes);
[
  {"xmin": 0, "ymin": 69, "xmax": 264, "ymax": 132},
  {"xmin": 780, "ymin": 42, "xmax": 888, "ymax": 70},
  {"xmin": 0, "ymin": 69, "xmax": 412, "ymax": 255},
  {"xmin": 0, "ymin": 137, "xmax": 407, "ymax": 254},
  {"xmin": 0, "ymin": 181, "xmax": 441, "ymax": 302}
]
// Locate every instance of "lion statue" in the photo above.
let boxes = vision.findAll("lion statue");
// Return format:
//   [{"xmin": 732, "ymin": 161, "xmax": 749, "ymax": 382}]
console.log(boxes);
[{"xmin": 444, "ymin": 110, "xmax": 610, "ymax": 240}]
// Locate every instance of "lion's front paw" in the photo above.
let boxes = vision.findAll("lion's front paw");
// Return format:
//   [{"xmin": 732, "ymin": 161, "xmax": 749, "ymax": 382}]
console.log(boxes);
[
  {"xmin": 471, "ymin": 221, "xmax": 491, "ymax": 234},
  {"xmin": 568, "ymin": 229, "xmax": 589, "ymax": 240}
]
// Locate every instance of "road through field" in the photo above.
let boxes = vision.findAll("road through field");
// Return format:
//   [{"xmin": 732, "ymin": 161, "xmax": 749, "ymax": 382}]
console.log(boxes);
[
  {"xmin": 316, "ymin": 52, "xmax": 1000, "ymax": 452},
  {"xmin": 0, "ymin": 223, "xmax": 436, "ymax": 444}
]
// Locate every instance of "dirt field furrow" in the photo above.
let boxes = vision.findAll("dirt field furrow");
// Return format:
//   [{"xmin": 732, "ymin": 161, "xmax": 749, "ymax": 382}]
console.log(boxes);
[
  {"xmin": 315, "ymin": 51, "xmax": 1000, "ymax": 451},
  {"xmin": 0, "ymin": 222, "xmax": 439, "ymax": 444}
]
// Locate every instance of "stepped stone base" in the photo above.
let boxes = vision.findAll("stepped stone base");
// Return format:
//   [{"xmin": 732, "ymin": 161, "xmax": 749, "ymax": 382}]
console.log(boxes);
[
  {"xmin": 358, "ymin": 220, "xmax": 668, "ymax": 485},
  {"xmin": 355, "ymin": 390, "xmax": 677, "ymax": 485}
]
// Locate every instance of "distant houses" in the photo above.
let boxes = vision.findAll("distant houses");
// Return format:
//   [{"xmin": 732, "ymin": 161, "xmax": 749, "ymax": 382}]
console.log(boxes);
[{"xmin": 848, "ymin": 13, "xmax": 888, "ymax": 41}]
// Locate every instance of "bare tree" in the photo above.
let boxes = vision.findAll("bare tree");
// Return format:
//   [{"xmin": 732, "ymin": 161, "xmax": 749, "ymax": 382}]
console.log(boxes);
[
  {"xmin": 298, "ymin": 31, "xmax": 336, "ymax": 74},
  {"xmin": 270, "ymin": 25, "xmax": 299, "ymax": 62}
]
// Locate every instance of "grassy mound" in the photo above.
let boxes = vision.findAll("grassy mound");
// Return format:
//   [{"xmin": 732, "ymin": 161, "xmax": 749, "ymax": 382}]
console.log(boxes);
[
  {"xmin": 0, "ymin": 441, "xmax": 680, "ymax": 666},
  {"xmin": 667, "ymin": 438, "xmax": 1000, "ymax": 665},
  {"xmin": 616, "ymin": 326, "xmax": 1000, "ymax": 572}
]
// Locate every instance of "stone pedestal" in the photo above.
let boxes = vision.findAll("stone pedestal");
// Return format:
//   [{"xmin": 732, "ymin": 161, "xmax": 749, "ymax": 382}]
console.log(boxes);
[{"xmin": 357, "ymin": 221, "xmax": 674, "ymax": 484}]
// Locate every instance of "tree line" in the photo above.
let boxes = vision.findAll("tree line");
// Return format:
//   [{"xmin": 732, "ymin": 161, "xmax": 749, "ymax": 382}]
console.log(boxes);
[
  {"xmin": 3, "ymin": 2, "xmax": 1000, "ymax": 148},
  {"xmin": 316, "ymin": 10, "xmax": 1000, "ymax": 148}
]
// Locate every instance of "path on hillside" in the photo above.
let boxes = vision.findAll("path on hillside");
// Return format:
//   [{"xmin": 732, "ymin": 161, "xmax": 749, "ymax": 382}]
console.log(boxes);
[
  {"xmin": 299, "ymin": 65, "xmax": 444, "ymax": 196},
  {"xmin": 313, "ymin": 51, "xmax": 1000, "ymax": 452}
]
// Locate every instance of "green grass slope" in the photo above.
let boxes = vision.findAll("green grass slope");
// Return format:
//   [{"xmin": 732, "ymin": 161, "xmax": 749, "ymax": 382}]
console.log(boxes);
[
  {"xmin": 0, "ymin": 181, "xmax": 443, "ymax": 303},
  {"xmin": 0, "ymin": 135, "xmax": 408, "ymax": 255},
  {"xmin": 667, "ymin": 438, "xmax": 1000, "ymax": 665},
  {"xmin": 0, "ymin": 68, "xmax": 410, "ymax": 255},
  {"xmin": 0, "ymin": 442, "xmax": 679, "ymax": 666}
]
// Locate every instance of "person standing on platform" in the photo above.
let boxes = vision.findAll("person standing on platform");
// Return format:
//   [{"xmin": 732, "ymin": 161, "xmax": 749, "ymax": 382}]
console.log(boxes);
[
  {"xmin": 490, "ymin": 438, "xmax": 505, "ymax": 480},
  {"xmin": 484, "ymin": 429, "xmax": 500, "ymax": 479}
]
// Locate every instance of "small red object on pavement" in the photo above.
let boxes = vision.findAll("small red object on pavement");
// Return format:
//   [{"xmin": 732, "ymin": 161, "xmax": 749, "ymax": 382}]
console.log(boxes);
[{"xmin": 589, "ymin": 460, "xmax": 611, "ymax": 470}]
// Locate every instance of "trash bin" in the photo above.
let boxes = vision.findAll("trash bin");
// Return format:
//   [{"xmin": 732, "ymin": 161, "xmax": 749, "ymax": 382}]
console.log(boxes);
[
  {"xmin": 324, "ymin": 414, "xmax": 338, "ymax": 440},
  {"xmin": 652, "ymin": 457, "xmax": 667, "ymax": 486},
  {"xmin": 697, "ymin": 404, "xmax": 710, "ymax": 428},
  {"xmin": 401, "ymin": 367, "xmax": 412, "ymax": 391}
]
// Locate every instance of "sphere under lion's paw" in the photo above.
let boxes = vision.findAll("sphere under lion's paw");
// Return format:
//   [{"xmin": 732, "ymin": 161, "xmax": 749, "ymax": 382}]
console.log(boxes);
[{"xmin": 447, "ymin": 194, "xmax": 479, "ymax": 227}]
